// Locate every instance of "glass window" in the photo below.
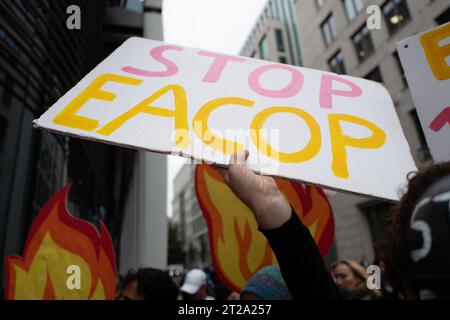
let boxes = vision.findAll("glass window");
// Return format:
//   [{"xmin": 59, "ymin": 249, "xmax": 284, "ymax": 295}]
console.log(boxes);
[
  {"xmin": 193, "ymin": 216, "xmax": 206, "ymax": 234},
  {"xmin": 191, "ymin": 201, "xmax": 200, "ymax": 217},
  {"xmin": 352, "ymin": 25, "xmax": 374, "ymax": 62},
  {"xmin": 278, "ymin": 56, "xmax": 287, "ymax": 64},
  {"xmin": 382, "ymin": 0, "xmax": 411, "ymax": 34},
  {"xmin": 1, "ymin": 74, "xmax": 13, "ymax": 108},
  {"xmin": 179, "ymin": 192, "xmax": 186, "ymax": 242},
  {"xmin": 436, "ymin": 7, "xmax": 450, "ymax": 25},
  {"xmin": 328, "ymin": 51, "xmax": 346, "ymax": 74},
  {"xmin": 410, "ymin": 110, "xmax": 432, "ymax": 161},
  {"xmin": 118, "ymin": 0, "xmax": 144, "ymax": 12},
  {"xmin": 365, "ymin": 67, "xmax": 383, "ymax": 83},
  {"xmin": 259, "ymin": 36, "xmax": 270, "ymax": 60},
  {"xmin": 393, "ymin": 51, "xmax": 408, "ymax": 87},
  {"xmin": 343, "ymin": 0, "xmax": 365, "ymax": 21},
  {"xmin": 200, "ymin": 233, "xmax": 209, "ymax": 264},
  {"xmin": 361, "ymin": 201, "xmax": 393, "ymax": 243},
  {"xmin": 0, "ymin": 116, "xmax": 6, "ymax": 157},
  {"xmin": 275, "ymin": 28, "xmax": 285, "ymax": 52},
  {"xmin": 321, "ymin": 14, "xmax": 337, "ymax": 47},
  {"xmin": 316, "ymin": 0, "xmax": 325, "ymax": 9}
]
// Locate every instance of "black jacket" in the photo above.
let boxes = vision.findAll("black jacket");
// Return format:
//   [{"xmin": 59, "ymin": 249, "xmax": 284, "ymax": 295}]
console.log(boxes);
[{"xmin": 260, "ymin": 209, "xmax": 341, "ymax": 300}]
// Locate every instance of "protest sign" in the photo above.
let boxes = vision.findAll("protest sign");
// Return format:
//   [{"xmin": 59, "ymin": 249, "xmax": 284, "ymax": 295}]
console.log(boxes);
[
  {"xmin": 35, "ymin": 37, "xmax": 416, "ymax": 201},
  {"xmin": 397, "ymin": 23, "xmax": 450, "ymax": 163}
]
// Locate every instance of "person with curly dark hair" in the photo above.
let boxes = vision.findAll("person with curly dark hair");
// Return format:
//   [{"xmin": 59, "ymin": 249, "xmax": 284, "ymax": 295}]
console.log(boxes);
[
  {"xmin": 372, "ymin": 241, "xmax": 399, "ymax": 300},
  {"xmin": 221, "ymin": 149, "xmax": 450, "ymax": 300},
  {"xmin": 384, "ymin": 162, "xmax": 450, "ymax": 299},
  {"xmin": 117, "ymin": 267, "xmax": 179, "ymax": 300}
]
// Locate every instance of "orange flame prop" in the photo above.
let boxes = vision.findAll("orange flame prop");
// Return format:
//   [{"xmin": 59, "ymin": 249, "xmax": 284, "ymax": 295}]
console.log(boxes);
[
  {"xmin": 5, "ymin": 185, "xmax": 116, "ymax": 300},
  {"xmin": 195, "ymin": 164, "xmax": 334, "ymax": 292}
]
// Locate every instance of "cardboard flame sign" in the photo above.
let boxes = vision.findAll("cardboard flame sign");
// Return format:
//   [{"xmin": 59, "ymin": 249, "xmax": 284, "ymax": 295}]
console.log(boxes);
[
  {"xmin": 5, "ymin": 185, "xmax": 116, "ymax": 300},
  {"xmin": 195, "ymin": 164, "xmax": 334, "ymax": 292}
]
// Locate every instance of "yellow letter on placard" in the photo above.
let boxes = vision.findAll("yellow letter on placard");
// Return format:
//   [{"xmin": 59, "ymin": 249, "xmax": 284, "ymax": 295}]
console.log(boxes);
[
  {"xmin": 251, "ymin": 107, "xmax": 321, "ymax": 163},
  {"xmin": 53, "ymin": 74, "xmax": 142, "ymax": 131},
  {"xmin": 420, "ymin": 23, "xmax": 450, "ymax": 81},
  {"xmin": 193, "ymin": 98, "xmax": 254, "ymax": 155},
  {"xmin": 97, "ymin": 84, "xmax": 190, "ymax": 148},
  {"xmin": 329, "ymin": 114, "xmax": 386, "ymax": 179}
]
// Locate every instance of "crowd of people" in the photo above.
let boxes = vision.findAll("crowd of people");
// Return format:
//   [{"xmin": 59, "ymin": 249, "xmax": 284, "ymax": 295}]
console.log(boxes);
[{"xmin": 116, "ymin": 151, "xmax": 450, "ymax": 300}]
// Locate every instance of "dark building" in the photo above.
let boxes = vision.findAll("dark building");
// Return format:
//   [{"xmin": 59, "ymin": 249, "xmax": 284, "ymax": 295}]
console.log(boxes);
[{"xmin": 0, "ymin": 0, "xmax": 144, "ymax": 290}]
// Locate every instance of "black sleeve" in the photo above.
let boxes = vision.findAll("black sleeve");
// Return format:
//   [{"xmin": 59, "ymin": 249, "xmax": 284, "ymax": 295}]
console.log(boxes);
[{"xmin": 259, "ymin": 208, "xmax": 341, "ymax": 300}]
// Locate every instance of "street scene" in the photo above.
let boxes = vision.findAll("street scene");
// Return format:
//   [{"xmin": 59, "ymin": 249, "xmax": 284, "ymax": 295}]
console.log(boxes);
[{"xmin": 0, "ymin": 0, "xmax": 450, "ymax": 310}]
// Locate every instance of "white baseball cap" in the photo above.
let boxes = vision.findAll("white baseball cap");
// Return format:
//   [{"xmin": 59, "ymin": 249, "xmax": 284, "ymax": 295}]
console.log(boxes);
[{"xmin": 180, "ymin": 269, "xmax": 207, "ymax": 294}]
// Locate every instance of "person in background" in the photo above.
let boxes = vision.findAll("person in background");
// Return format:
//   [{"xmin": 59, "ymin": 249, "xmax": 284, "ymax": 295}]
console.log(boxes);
[
  {"xmin": 220, "ymin": 150, "xmax": 450, "ymax": 300},
  {"xmin": 331, "ymin": 260, "xmax": 381, "ymax": 300},
  {"xmin": 219, "ymin": 150, "xmax": 340, "ymax": 300},
  {"xmin": 384, "ymin": 162, "xmax": 450, "ymax": 299},
  {"xmin": 117, "ymin": 267, "xmax": 179, "ymax": 300},
  {"xmin": 208, "ymin": 268, "xmax": 233, "ymax": 300},
  {"xmin": 373, "ymin": 241, "xmax": 400, "ymax": 300},
  {"xmin": 180, "ymin": 269, "xmax": 215, "ymax": 300},
  {"xmin": 240, "ymin": 265, "xmax": 292, "ymax": 300}
]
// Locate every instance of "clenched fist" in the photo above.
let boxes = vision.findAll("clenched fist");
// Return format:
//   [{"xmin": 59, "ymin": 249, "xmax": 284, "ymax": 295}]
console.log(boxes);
[{"xmin": 219, "ymin": 150, "xmax": 292, "ymax": 230}]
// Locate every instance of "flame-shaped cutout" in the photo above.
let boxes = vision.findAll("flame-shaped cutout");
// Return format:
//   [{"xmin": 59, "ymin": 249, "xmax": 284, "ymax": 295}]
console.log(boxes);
[
  {"xmin": 5, "ymin": 185, "xmax": 116, "ymax": 300},
  {"xmin": 195, "ymin": 164, "xmax": 334, "ymax": 292}
]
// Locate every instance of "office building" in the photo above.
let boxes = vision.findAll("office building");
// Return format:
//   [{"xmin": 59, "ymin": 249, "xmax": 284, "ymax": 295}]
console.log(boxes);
[
  {"xmin": 172, "ymin": 164, "xmax": 211, "ymax": 269},
  {"xmin": 294, "ymin": 0, "xmax": 449, "ymax": 262},
  {"xmin": 240, "ymin": 0, "xmax": 302, "ymax": 66}
]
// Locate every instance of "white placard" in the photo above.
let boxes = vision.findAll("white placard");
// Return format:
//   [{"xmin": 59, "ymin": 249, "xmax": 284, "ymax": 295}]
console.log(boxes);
[
  {"xmin": 35, "ymin": 37, "xmax": 416, "ymax": 201},
  {"xmin": 397, "ymin": 23, "xmax": 450, "ymax": 163}
]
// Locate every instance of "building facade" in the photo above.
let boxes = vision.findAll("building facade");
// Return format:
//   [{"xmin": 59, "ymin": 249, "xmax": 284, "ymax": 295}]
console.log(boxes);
[
  {"xmin": 240, "ymin": 0, "xmax": 302, "ymax": 66},
  {"xmin": 104, "ymin": 0, "xmax": 170, "ymax": 276},
  {"xmin": 0, "ymin": 0, "xmax": 168, "ymax": 290},
  {"xmin": 0, "ymin": 0, "xmax": 110, "ymax": 289},
  {"xmin": 172, "ymin": 164, "xmax": 211, "ymax": 269},
  {"xmin": 295, "ymin": 0, "xmax": 450, "ymax": 262}
]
